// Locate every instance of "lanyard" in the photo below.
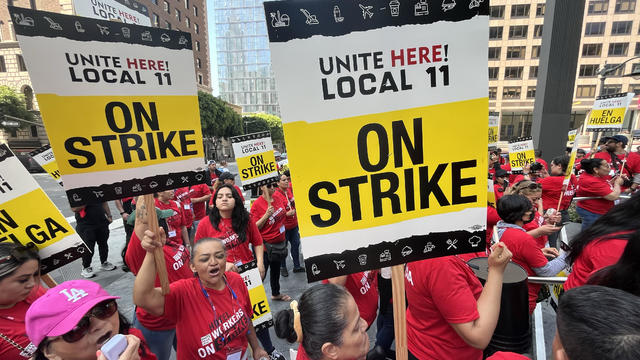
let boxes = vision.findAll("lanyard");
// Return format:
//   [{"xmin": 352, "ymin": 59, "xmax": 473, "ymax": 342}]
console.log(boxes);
[{"xmin": 196, "ymin": 275, "xmax": 251, "ymax": 340}]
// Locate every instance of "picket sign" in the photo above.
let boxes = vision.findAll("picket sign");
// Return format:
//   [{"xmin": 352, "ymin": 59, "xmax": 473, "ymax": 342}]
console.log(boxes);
[
  {"xmin": 391, "ymin": 265, "xmax": 408, "ymax": 360},
  {"xmin": 142, "ymin": 194, "xmax": 170, "ymax": 294}
]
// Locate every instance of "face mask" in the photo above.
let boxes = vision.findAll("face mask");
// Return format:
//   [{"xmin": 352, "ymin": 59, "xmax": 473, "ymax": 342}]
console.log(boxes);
[{"xmin": 522, "ymin": 211, "xmax": 535, "ymax": 224}]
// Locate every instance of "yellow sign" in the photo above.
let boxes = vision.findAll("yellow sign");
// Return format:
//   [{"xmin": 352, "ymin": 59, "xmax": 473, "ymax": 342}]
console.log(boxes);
[
  {"xmin": 585, "ymin": 92, "xmax": 634, "ymax": 131},
  {"xmin": 567, "ymin": 129, "xmax": 577, "ymax": 142},
  {"xmin": 508, "ymin": 138, "xmax": 535, "ymax": 172},
  {"xmin": 30, "ymin": 145, "xmax": 63, "ymax": 186},
  {"xmin": 488, "ymin": 112, "xmax": 499, "ymax": 148},
  {"xmin": 239, "ymin": 261, "xmax": 273, "ymax": 330},
  {"xmin": 231, "ymin": 132, "xmax": 279, "ymax": 190}
]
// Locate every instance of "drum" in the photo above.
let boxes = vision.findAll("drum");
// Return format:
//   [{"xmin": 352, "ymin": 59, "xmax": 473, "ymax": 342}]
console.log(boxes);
[{"xmin": 467, "ymin": 257, "xmax": 531, "ymax": 356}]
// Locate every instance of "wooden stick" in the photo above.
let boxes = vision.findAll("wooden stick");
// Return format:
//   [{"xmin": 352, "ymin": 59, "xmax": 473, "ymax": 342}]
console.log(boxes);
[
  {"xmin": 143, "ymin": 194, "xmax": 170, "ymax": 295},
  {"xmin": 391, "ymin": 265, "xmax": 408, "ymax": 360},
  {"xmin": 41, "ymin": 274, "xmax": 57, "ymax": 288},
  {"xmin": 590, "ymin": 132, "xmax": 602, "ymax": 158}
]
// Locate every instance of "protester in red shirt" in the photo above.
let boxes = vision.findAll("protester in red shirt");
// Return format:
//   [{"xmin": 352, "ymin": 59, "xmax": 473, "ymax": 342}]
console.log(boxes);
[
  {"xmin": 404, "ymin": 242, "xmax": 512, "ymax": 360},
  {"xmin": 538, "ymin": 155, "xmax": 577, "ymax": 248},
  {"xmin": 274, "ymin": 284, "xmax": 370, "ymax": 360},
  {"xmin": 576, "ymin": 158, "xmax": 624, "ymax": 230},
  {"xmin": 508, "ymin": 180, "xmax": 560, "ymax": 249},
  {"xmin": 134, "ymin": 235, "xmax": 269, "ymax": 360},
  {"xmin": 189, "ymin": 183, "xmax": 211, "ymax": 230},
  {"xmin": 624, "ymin": 151, "xmax": 640, "ymax": 191},
  {"xmin": 587, "ymin": 229, "xmax": 640, "ymax": 296},
  {"xmin": 593, "ymin": 135, "xmax": 628, "ymax": 179},
  {"xmin": 155, "ymin": 190, "xmax": 189, "ymax": 247},
  {"xmin": 274, "ymin": 172, "xmax": 304, "ymax": 275},
  {"xmin": 173, "ymin": 187, "xmax": 194, "ymax": 245},
  {"xmin": 324, "ymin": 270, "xmax": 379, "ymax": 328},
  {"xmin": 493, "ymin": 169, "xmax": 509, "ymax": 201},
  {"xmin": 486, "ymin": 205, "xmax": 501, "ymax": 250},
  {"xmin": 496, "ymin": 195, "xmax": 567, "ymax": 314},
  {"xmin": 28, "ymin": 280, "xmax": 156, "ymax": 360},
  {"xmin": 251, "ymin": 183, "xmax": 291, "ymax": 302},
  {"xmin": 565, "ymin": 192, "xmax": 640, "ymax": 290},
  {"xmin": 125, "ymin": 196, "xmax": 192, "ymax": 360},
  {"xmin": 0, "ymin": 243, "xmax": 42, "ymax": 359}
]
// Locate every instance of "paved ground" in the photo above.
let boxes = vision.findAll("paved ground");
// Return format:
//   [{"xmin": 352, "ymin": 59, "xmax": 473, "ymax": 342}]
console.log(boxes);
[{"xmin": 33, "ymin": 166, "xmax": 579, "ymax": 360}]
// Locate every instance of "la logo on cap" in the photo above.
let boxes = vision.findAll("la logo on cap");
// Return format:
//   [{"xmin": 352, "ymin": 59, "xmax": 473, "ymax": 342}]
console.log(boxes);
[{"xmin": 59, "ymin": 288, "xmax": 89, "ymax": 303}]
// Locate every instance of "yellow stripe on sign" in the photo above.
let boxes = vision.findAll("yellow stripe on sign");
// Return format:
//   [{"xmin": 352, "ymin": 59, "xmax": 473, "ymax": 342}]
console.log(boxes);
[
  {"xmin": 587, "ymin": 107, "xmax": 626, "ymax": 127},
  {"xmin": 36, "ymin": 94, "xmax": 204, "ymax": 174},
  {"xmin": 236, "ymin": 150, "xmax": 277, "ymax": 181},
  {"xmin": 284, "ymin": 98, "xmax": 488, "ymax": 237},
  {"xmin": 248, "ymin": 284, "xmax": 272, "ymax": 322},
  {"xmin": 0, "ymin": 189, "xmax": 78, "ymax": 248},
  {"xmin": 40, "ymin": 161, "xmax": 62, "ymax": 182}
]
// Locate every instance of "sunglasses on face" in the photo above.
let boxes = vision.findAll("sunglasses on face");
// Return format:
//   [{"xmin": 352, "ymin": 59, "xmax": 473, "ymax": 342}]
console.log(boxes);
[
  {"xmin": 265, "ymin": 183, "xmax": 278, "ymax": 189},
  {"xmin": 0, "ymin": 242, "xmax": 38, "ymax": 266},
  {"xmin": 60, "ymin": 300, "xmax": 118, "ymax": 343}
]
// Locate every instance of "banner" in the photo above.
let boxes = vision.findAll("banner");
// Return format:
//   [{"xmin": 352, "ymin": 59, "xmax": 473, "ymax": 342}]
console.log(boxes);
[
  {"xmin": 585, "ymin": 92, "xmax": 634, "ymax": 132},
  {"xmin": 488, "ymin": 112, "xmax": 499, "ymax": 148},
  {"xmin": 265, "ymin": 0, "xmax": 488, "ymax": 280},
  {"xmin": 73, "ymin": 0, "xmax": 151, "ymax": 26},
  {"xmin": 0, "ymin": 144, "xmax": 89, "ymax": 273},
  {"xmin": 487, "ymin": 177, "xmax": 495, "ymax": 208},
  {"xmin": 567, "ymin": 129, "xmax": 577, "ymax": 142},
  {"xmin": 508, "ymin": 137, "xmax": 535, "ymax": 173},
  {"xmin": 10, "ymin": 7, "xmax": 206, "ymax": 207},
  {"xmin": 238, "ymin": 260, "xmax": 273, "ymax": 330},
  {"xmin": 29, "ymin": 145, "xmax": 63, "ymax": 186},
  {"xmin": 231, "ymin": 132, "xmax": 279, "ymax": 190},
  {"xmin": 564, "ymin": 126, "xmax": 582, "ymax": 186}
]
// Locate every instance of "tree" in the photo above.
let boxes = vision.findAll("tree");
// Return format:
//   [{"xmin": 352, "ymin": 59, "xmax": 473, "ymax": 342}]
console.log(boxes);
[
  {"xmin": 243, "ymin": 112, "xmax": 284, "ymax": 143},
  {"xmin": 0, "ymin": 86, "xmax": 35, "ymax": 131},
  {"xmin": 198, "ymin": 91, "xmax": 243, "ymax": 138}
]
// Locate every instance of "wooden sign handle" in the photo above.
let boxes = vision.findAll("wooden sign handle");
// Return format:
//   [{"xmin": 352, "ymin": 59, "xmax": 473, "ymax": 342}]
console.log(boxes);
[
  {"xmin": 391, "ymin": 265, "xmax": 408, "ymax": 360},
  {"xmin": 142, "ymin": 194, "xmax": 170, "ymax": 295},
  {"xmin": 41, "ymin": 274, "xmax": 57, "ymax": 288},
  {"xmin": 590, "ymin": 132, "xmax": 602, "ymax": 158}
]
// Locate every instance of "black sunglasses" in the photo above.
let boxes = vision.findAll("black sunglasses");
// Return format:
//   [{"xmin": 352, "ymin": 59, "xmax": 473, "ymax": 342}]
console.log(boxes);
[
  {"xmin": 61, "ymin": 300, "xmax": 118, "ymax": 343},
  {"xmin": 0, "ymin": 242, "xmax": 38, "ymax": 266},
  {"xmin": 265, "ymin": 183, "xmax": 278, "ymax": 189}
]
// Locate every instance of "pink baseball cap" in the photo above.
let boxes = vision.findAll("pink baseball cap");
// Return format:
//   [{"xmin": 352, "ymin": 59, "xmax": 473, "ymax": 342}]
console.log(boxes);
[{"xmin": 25, "ymin": 280, "xmax": 119, "ymax": 347}]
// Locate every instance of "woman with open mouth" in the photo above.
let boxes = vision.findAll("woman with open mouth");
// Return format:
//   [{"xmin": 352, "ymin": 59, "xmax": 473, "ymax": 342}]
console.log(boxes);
[
  {"xmin": 134, "ymin": 232, "xmax": 269, "ymax": 360},
  {"xmin": 26, "ymin": 279, "xmax": 155, "ymax": 360}
]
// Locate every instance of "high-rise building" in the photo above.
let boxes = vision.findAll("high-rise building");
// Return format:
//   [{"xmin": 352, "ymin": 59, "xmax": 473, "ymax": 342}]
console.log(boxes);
[
  {"xmin": 0, "ymin": 0, "xmax": 211, "ymax": 155},
  {"xmin": 211, "ymin": 0, "xmax": 280, "ymax": 115},
  {"xmin": 490, "ymin": 0, "xmax": 640, "ymax": 141}
]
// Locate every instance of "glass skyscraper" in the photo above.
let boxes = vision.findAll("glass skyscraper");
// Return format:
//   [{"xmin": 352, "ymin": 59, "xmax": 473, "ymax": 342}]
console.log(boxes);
[{"xmin": 212, "ymin": 0, "xmax": 280, "ymax": 115}]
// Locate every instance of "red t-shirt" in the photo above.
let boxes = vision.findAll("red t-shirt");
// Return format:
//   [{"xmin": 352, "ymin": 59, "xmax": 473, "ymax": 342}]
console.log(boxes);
[
  {"xmin": 195, "ymin": 217, "xmax": 263, "ymax": 265},
  {"xmin": 190, "ymin": 184, "xmax": 212, "ymax": 221},
  {"xmin": 0, "ymin": 287, "xmax": 45, "ymax": 359},
  {"xmin": 273, "ymin": 187, "xmax": 298, "ymax": 230},
  {"xmin": 522, "ymin": 212, "xmax": 548, "ymax": 249},
  {"xmin": 499, "ymin": 228, "xmax": 548, "ymax": 314},
  {"xmin": 487, "ymin": 351, "xmax": 531, "ymax": 360},
  {"xmin": 322, "ymin": 271, "xmax": 379, "ymax": 327},
  {"xmin": 564, "ymin": 236, "xmax": 628, "ymax": 291},
  {"xmin": 576, "ymin": 173, "xmax": 614, "ymax": 214},
  {"xmin": 155, "ymin": 199, "xmax": 186, "ymax": 246},
  {"xmin": 128, "ymin": 327, "xmax": 158, "ymax": 360},
  {"xmin": 625, "ymin": 151, "xmax": 640, "ymax": 178},
  {"xmin": 174, "ymin": 187, "xmax": 194, "ymax": 228},
  {"xmin": 486, "ymin": 206, "xmax": 501, "ymax": 250},
  {"xmin": 250, "ymin": 196, "xmax": 287, "ymax": 244},
  {"xmin": 126, "ymin": 232, "xmax": 192, "ymax": 330},
  {"xmin": 539, "ymin": 175, "xmax": 577, "ymax": 211},
  {"xmin": 493, "ymin": 184, "xmax": 505, "ymax": 201},
  {"xmin": 165, "ymin": 273, "xmax": 252, "ymax": 360},
  {"xmin": 405, "ymin": 256, "xmax": 483, "ymax": 360}
]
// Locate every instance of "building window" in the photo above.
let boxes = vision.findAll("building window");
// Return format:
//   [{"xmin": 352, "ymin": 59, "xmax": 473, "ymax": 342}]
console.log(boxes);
[
  {"xmin": 151, "ymin": 0, "xmax": 157, "ymax": 4},
  {"xmin": 197, "ymin": 58, "xmax": 201, "ymax": 68},
  {"xmin": 576, "ymin": 85, "xmax": 597, "ymax": 98},
  {"xmin": 602, "ymin": 84, "xmax": 622, "ymax": 95},
  {"xmin": 30, "ymin": 125, "xmax": 37, "ymax": 137},
  {"xmin": 489, "ymin": 87, "xmax": 497, "ymax": 99},
  {"xmin": 185, "ymin": 17, "xmax": 190, "ymax": 28},
  {"xmin": 490, "ymin": 5, "xmax": 504, "ymax": 18},
  {"xmin": 534, "ymin": 25, "xmax": 543, "ymax": 38},
  {"xmin": 615, "ymin": 0, "xmax": 635, "ymax": 13},
  {"xmin": 165, "ymin": 21, "xmax": 171, "ymax": 30},
  {"xmin": 526, "ymin": 86, "xmax": 536, "ymax": 99},
  {"xmin": 579, "ymin": 64, "xmax": 599, "ymax": 77},
  {"xmin": 529, "ymin": 66, "xmax": 538, "ymax": 79},
  {"xmin": 504, "ymin": 66, "xmax": 523, "ymax": 79},
  {"xmin": 0, "ymin": 56, "xmax": 5, "ymax": 72},
  {"xmin": 629, "ymin": 84, "xmax": 640, "ymax": 95},
  {"xmin": 588, "ymin": 0, "xmax": 609, "ymax": 14},
  {"xmin": 195, "ymin": 41, "xmax": 200, "ymax": 51},
  {"xmin": 164, "ymin": 1, "xmax": 169, "ymax": 12},
  {"xmin": 636, "ymin": 42, "xmax": 640, "ymax": 56},
  {"xmin": 585, "ymin": 22, "xmax": 606, "ymax": 36},
  {"xmin": 608, "ymin": 64, "xmax": 625, "ymax": 76},
  {"xmin": 608, "ymin": 42, "xmax": 629, "ymax": 56},
  {"xmin": 509, "ymin": 25, "xmax": 528, "ymax": 39},
  {"xmin": 489, "ymin": 67, "xmax": 499, "ymax": 79},
  {"xmin": 17, "ymin": 55, "xmax": 27, "ymax": 71},
  {"xmin": 488, "ymin": 47, "xmax": 501, "ymax": 60},
  {"xmin": 511, "ymin": 4, "xmax": 530, "ymax": 17},
  {"xmin": 23, "ymin": 86, "xmax": 33, "ymax": 110},
  {"xmin": 531, "ymin": 45, "xmax": 541, "ymax": 59},
  {"xmin": 611, "ymin": 21, "xmax": 632, "ymax": 35},
  {"xmin": 194, "ymin": 23, "xmax": 199, "ymax": 34},
  {"xmin": 198, "ymin": 74, "xmax": 203, "ymax": 85},
  {"xmin": 193, "ymin": 6, "xmax": 198, "ymax": 17},
  {"xmin": 506, "ymin": 46, "xmax": 526, "ymax": 59},
  {"xmin": 582, "ymin": 43, "xmax": 603, "ymax": 56},
  {"xmin": 631, "ymin": 63, "xmax": 640, "ymax": 74},
  {"xmin": 184, "ymin": 0, "xmax": 189, "ymax": 8},
  {"xmin": 536, "ymin": 4, "xmax": 546, "ymax": 16},
  {"xmin": 175, "ymin": 9, "xmax": 181, "ymax": 21},
  {"xmin": 489, "ymin": 26, "xmax": 503, "ymax": 39},
  {"xmin": 503, "ymin": 87, "xmax": 521, "ymax": 99},
  {"xmin": 152, "ymin": 13, "xmax": 159, "ymax": 27}
]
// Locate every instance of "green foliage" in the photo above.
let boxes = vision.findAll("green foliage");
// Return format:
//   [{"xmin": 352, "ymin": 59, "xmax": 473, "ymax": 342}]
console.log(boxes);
[
  {"xmin": 243, "ymin": 112, "xmax": 284, "ymax": 143},
  {"xmin": 198, "ymin": 91, "xmax": 243, "ymax": 138},
  {"xmin": 0, "ymin": 86, "xmax": 34, "ymax": 130}
]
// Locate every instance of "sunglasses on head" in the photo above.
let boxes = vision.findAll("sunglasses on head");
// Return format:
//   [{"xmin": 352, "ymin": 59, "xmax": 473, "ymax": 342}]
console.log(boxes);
[
  {"xmin": 0, "ymin": 242, "xmax": 38, "ymax": 266},
  {"xmin": 60, "ymin": 300, "xmax": 118, "ymax": 343}
]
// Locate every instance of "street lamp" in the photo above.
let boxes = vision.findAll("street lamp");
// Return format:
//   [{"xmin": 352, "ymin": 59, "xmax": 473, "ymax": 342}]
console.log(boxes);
[{"xmin": 598, "ymin": 56, "xmax": 640, "ymax": 96}]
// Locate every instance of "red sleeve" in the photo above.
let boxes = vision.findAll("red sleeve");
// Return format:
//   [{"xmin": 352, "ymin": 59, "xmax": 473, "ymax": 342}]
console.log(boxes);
[
  {"xmin": 248, "ymin": 220, "xmax": 263, "ymax": 247},
  {"xmin": 235, "ymin": 185, "xmax": 245, "ymax": 202},
  {"xmin": 125, "ymin": 231, "xmax": 145, "ymax": 274},
  {"xmin": 427, "ymin": 262, "xmax": 479, "ymax": 324},
  {"xmin": 518, "ymin": 235, "xmax": 548, "ymax": 269},
  {"xmin": 163, "ymin": 279, "xmax": 189, "ymax": 323},
  {"xmin": 250, "ymin": 198, "xmax": 265, "ymax": 221},
  {"xmin": 487, "ymin": 206, "xmax": 501, "ymax": 226},
  {"xmin": 194, "ymin": 217, "xmax": 209, "ymax": 242}
]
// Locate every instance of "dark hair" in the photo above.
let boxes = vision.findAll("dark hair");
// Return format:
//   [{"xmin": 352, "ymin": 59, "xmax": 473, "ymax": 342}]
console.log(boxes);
[
  {"xmin": 551, "ymin": 155, "xmax": 570, "ymax": 173},
  {"xmin": 208, "ymin": 184, "xmax": 251, "ymax": 243},
  {"xmin": 587, "ymin": 230, "xmax": 640, "ymax": 296},
  {"xmin": 0, "ymin": 242, "xmax": 40, "ymax": 282},
  {"xmin": 497, "ymin": 194, "xmax": 532, "ymax": 224},
  {"xmin": 557, "ymin": 285, "xmax": 640, "ymax": 360},
  {"xmin": 567, "ymin": 192, "xmax": 640, "ymax": 265},
  {"xmin": 577, "ymin": 149, "xmax": 586, "ymax": 155},
  {"xmin": 34, "ymin": 312, "xmax": 147, "ymax": 360},
  {"xmin": 283, "ymin": 169, "xmax": 290, "ymax": 177},
  {"xmin": 580, "ymin": 158, "xmax": 605, "ymax": 175},
  {"xmin": 191, "ymin": 237, "xmax": 225, "ymax": 264},
  {"xmin": 534, "ymin": 149, "xmax": 542, "ymax": 157},
  {"xmin": 274, "ymin": 284, "xmax": 351, "ymax": 360}
]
